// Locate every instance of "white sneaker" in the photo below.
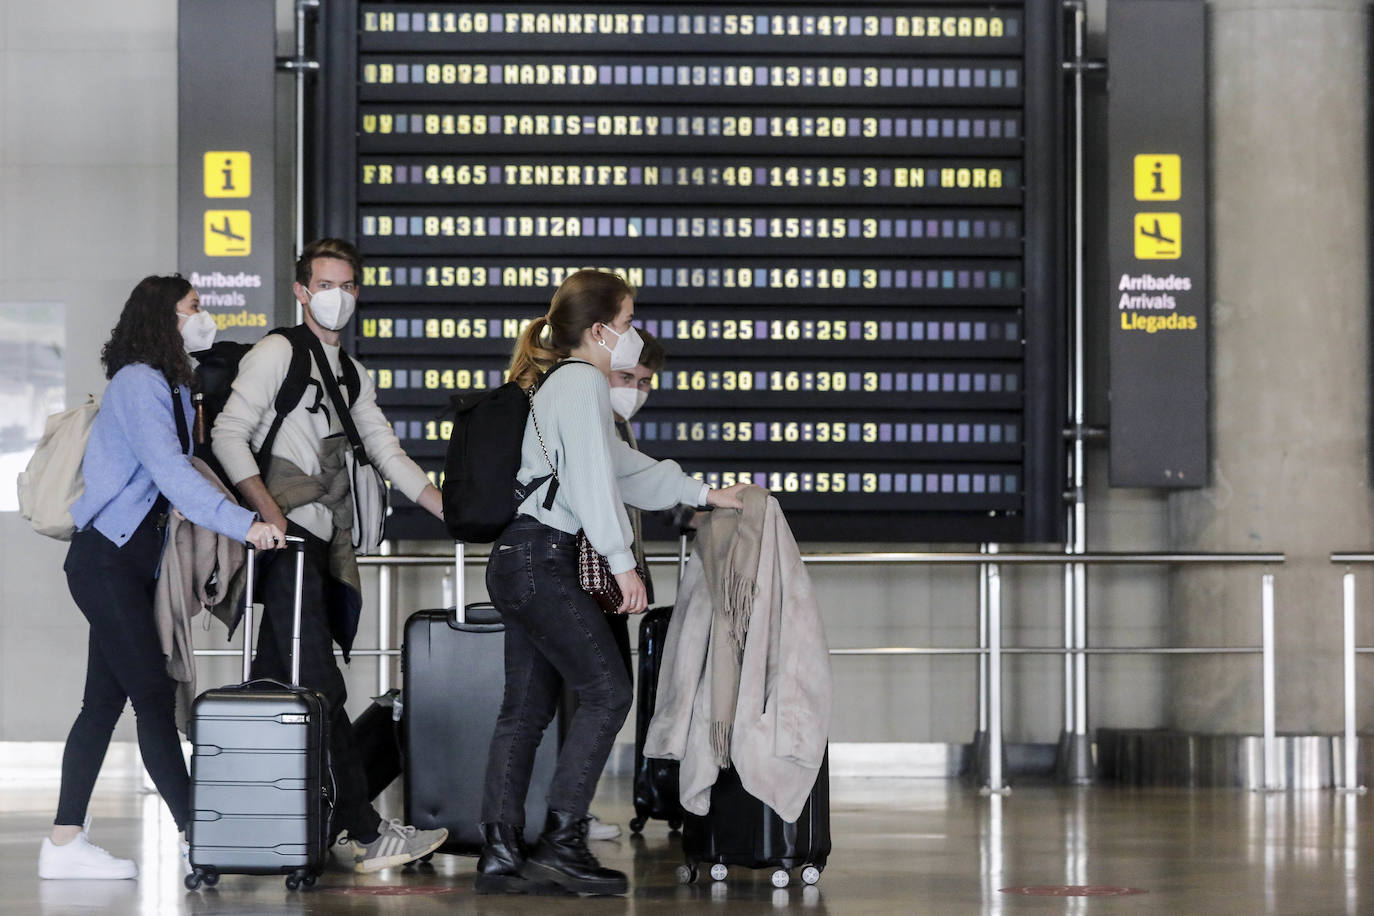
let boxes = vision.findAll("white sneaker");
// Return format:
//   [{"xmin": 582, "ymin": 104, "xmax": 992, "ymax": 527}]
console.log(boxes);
[
  {"xmin": 587, "ymin": 814, "xmax": 622, "ymax": 841},
  {"xmin": 329, "ymin": 831, "xmax": 359, "ymax": 871},
  {"xmin": 38, "ymin": 830, "xmax": 138, "ymax": 880},
  {"xmin": 341, "ymin": 819, "xmax": 448, "ymax": 874},
  {"xmin": 179, "ymin": 839, "xmax": 191, "ymax": 877}
]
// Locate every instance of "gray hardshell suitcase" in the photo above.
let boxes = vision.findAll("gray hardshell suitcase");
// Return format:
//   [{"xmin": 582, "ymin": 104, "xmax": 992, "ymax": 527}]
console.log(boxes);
[{"xmin": 185, "ymin": 539, "xmax": 331, "ymax": 891}]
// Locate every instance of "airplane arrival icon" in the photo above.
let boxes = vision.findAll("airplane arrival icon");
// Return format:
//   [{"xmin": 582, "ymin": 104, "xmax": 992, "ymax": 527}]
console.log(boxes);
[
  {"xmin": 209, "ymin": 215, "xmax": 246, "ymax": 242},
  {"xmin": 1132, "ymin": 211, "xmax": 1180, "ymax": 259},
  {"xmin": 203, "ymin": 209, "xmax": 251, "ymax": 256},
  {"xmin": 1138, "ymin": 218, "xmax": 1175, "ymax": 246}
]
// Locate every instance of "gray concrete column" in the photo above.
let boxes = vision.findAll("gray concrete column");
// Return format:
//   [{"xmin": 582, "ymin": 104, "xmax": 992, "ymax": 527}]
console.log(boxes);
[{"xmin": 1170, "ymin": 0, "xmax": 1370, "ymax": 734}]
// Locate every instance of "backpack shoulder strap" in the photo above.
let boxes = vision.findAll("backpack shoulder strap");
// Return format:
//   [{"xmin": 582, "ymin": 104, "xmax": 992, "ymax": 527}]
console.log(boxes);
[
  {"xmin": 255, "ymin": 326, "xmax": 314, "ymax": 474},
  {"xmin": 300, "ymin": 330, "xmax": 372, "ymax": 466},
  {"xmin": 339, "ymin": 351, "xmax": 361, "ymax": 405},
  {"xmin": 518, "ymin": 359, "xmax": 578, "ymax": 510},
  {"xmin": 170, "ymin": 385, "xmax": 190, "ymax": 456}
]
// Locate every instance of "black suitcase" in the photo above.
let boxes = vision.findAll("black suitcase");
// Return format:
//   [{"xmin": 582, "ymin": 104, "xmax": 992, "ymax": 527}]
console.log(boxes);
[
  {"xmin": 402, "ymin": 541, "xmax": 560, "ymax": 853},
  {"xmin": 186, "ymin": 538, "xmax": 332, "ymax": 891},
  {"xmin": 629, "ymin": 605, "xmax": 684, "ymax": 834},
  {"xmin": 679, "ymin": 749, "xmax": 831, "ymax": 889},
  {"xmin": 629, "ymin": 534, "xmax": 690, "ymax": 834}
]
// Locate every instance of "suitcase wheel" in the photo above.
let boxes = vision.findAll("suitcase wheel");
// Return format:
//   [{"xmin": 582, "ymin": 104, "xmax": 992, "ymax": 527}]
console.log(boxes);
[
  {"xmin": 711, "ymin": 863, "xmax": 729, "ymax": 882},
  {"xmin": 675, "ymin": 863, "xmax": 698, "ymax": 884},
  {"xmin": 184, "ymin": 870, "xmax": 202, "ymax": 891},
  {"xmin": 801, "ymin": 865, "xmax": 822, "ymax": 886},
  {"xmin": 285, "ymin": 869, "xmax": 312, "ymax": 891},
  {"xmin": 202, "ymin": 872, "xmax": 220, "ymax": 888},
  {"xmin": 629, "ymin": 817, "xmax": 646, "ymax": 834},
  {"xmin": 770, "ymin": 868, "xmax": 790, "ymax": 888},
  {"xmin": 668, "ymin": 818, "xmax": 683, "ymax": 833}
]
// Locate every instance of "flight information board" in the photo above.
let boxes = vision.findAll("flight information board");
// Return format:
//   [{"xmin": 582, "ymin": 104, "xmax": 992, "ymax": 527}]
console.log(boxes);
[{"xmin": 313, "ymin": 1, "xmax": 1065, "ymax": 542}]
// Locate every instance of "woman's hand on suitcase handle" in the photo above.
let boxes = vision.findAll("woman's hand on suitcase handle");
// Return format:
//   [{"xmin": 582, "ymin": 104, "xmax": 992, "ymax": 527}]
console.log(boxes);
[
  {"xmin": 616, "ymin": 569, "xmax": 648, "ymax": 615},
  {"xmin": 247, "ymin": 520, "xmax": 286, "ymax": 551}
]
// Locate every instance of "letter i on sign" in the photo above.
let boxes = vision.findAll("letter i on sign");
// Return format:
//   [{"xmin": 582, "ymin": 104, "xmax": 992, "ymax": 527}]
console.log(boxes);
[
  {"xmin": 1133, "ymin": 154, "xmax": 1179, "ymax": 201},
  {"xmin": 204, "ymin": 151, "xmax": 251, "ymax": 198}
]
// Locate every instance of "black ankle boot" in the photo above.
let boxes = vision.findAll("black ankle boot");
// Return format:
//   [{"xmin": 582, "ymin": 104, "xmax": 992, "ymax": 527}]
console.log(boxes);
[
  {"xmin": 520, "ymin": 810, "xmax": 628, "ymax": 895},
  {"xmin": 475, "ymin": 823, "xmax": 545, "ymax": 895}
]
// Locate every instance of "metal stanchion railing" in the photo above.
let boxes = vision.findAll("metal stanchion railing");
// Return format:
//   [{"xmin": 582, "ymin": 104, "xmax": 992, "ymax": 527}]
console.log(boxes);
[
  {"xmin": 196, "ymin": 549, "xmax": 1283, "ymax": 792},
  {"xmin": 1329, "ymin": 554, "xmax": 1374, "ymax": 794}
]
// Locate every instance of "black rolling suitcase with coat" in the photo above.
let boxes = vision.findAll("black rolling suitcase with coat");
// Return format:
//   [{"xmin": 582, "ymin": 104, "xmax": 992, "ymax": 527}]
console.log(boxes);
[
  {"xmin": 186, "ymin": 538, "xmax": 332, "ymax": 891},
  {"xmin": 679, "ymin": 749, "xmax": 831, "ymax": 888},
  {"xmin": 402, "ymin": 541, "xmax": 560, "ymax": 853}
]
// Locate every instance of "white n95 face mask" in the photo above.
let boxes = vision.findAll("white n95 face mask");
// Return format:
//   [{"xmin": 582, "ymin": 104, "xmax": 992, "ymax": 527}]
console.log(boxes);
[
  {"xmin": 308, "ymin": 286, "xmax": 356, "ymax": 331},
  {"xmin": 599, "ymin": 324, "xmax": 644, "ymax": 372},
  {"xmin": 609, "ymin": 386, "xmax": 648, "ymax": 421},
  {"xmin": 180, "ymin": 310, "xmax": 218, "ymax": 353}
]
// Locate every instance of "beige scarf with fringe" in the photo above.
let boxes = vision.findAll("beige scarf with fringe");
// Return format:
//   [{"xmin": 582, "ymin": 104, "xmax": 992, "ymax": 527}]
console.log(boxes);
[{"xmin": 695, "ymin": 484, "xmax": 769, "ymax": 767}]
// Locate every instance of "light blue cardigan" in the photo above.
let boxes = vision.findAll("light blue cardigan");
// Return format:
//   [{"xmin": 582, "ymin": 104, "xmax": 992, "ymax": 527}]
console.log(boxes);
[{"xmin": 70, "ymin": 364, "xmax": 254, "ymax": 546}]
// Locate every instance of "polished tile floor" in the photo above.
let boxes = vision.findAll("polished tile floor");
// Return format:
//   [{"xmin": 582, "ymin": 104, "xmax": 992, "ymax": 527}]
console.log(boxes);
[{"xmin": 3, "ymin": 768, "xmax": 1372, "ymax": 915}]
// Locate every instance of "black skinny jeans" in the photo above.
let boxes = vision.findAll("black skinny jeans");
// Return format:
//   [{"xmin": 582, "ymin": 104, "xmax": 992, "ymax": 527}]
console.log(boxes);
[
  {"xmin": 58, "ymin": 504, "xmax": 189, "ymax": 831},
  {"xmin": 251, "ymin": 524, "xmax": 379, "ymax": 840},
  {"xmin": 482, "ymin": 516, "xmax": 634, "ymax": 825}
]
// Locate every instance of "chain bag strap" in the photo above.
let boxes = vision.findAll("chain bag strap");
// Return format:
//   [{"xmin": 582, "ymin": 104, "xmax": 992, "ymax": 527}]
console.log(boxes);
[{"xmin": 526, "ymin": 375, "xmax": 644, "ymax": 613}]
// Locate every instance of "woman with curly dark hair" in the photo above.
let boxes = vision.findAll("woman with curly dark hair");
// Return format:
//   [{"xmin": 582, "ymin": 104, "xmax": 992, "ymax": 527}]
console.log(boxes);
[{"xmin": 38, "ymin": 275, "xmax": 284, "ymax": 882}]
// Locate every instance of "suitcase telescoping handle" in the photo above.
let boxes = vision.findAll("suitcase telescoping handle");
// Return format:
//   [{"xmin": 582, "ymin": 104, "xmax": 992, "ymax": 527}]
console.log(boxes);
[
  {"xmin": 454, "ymin": 540, "xmax": 466, "ymax": 624},
  {"xmin": 677, "ymin": 531, "xmax": 689, "ymax": 586},
  {"xmin": 240, "ymin": 536, "xmax": 308, "ymax": 685}
]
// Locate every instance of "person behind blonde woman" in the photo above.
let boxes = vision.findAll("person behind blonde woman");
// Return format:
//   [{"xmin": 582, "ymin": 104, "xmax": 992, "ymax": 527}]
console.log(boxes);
[
  {"xmin": 39, "ymin": 275, "xmax": 284, "ymax": 880},
  {"xmin": 475, "ymin": 269, "xmax": 749, "ymax": 896}
]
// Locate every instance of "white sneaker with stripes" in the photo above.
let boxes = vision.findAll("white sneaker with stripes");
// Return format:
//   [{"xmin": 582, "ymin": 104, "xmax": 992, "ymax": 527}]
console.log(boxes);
[{"xmin": 342, "ymin": 819, "xmax": 448, "ymax": 874}]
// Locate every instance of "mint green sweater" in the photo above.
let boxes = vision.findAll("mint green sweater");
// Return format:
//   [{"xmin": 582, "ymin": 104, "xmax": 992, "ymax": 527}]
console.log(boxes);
[{"xmin": 518, "ymin": 360, "xmax": 708, "ymax": 574}]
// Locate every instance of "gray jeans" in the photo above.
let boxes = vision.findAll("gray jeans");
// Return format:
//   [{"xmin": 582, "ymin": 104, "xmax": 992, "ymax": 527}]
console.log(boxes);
[{"xmin": 481, "ymin": 516, "xmax": 633, "ymax": 824}]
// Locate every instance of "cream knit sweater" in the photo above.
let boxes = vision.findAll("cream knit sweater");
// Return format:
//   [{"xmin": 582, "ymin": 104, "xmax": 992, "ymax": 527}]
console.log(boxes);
[{"xmin": 212, "ymin": 332, "xmax": 431, "ymax": 540}]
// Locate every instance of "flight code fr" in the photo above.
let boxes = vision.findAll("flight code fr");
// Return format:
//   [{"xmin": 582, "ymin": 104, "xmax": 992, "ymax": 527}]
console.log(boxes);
[
  {"xmin": 361, "ymin": 60, "xmax": 1021, "ymax": 92},
  {"xmin": 362, "ymin": 11, "xmax": 1016, "ymax": 40},
  {"xmin": 360, "ymin": 162, "xmax": 1012, "ymax": 191}
]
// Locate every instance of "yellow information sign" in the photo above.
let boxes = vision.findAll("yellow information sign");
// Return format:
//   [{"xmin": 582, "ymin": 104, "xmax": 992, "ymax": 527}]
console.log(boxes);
[
  {"xmin": 1134, "ymin": 212, "xmax": 1180, "ymax": 260},
  {"xmin": 204, "ymin": 151, "xmax": 251, "ymax": 198},
  {"xmin": 1133, "ymin": 154, "xmax": 1180, "ymax": 201},
  {"xmin": 204, "ymin": 210, "xmax": 251, "ymax": 256}
]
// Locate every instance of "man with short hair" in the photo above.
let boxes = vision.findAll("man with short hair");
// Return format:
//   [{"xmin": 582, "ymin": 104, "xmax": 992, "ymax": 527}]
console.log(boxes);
[{"xmin": 213, "ymin": 238, "xmax": 448, "ymax": 872}]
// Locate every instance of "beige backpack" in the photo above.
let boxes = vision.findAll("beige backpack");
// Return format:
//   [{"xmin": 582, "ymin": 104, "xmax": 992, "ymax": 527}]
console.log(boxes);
[{"xmin": 16, "ymin": 397, "xmax": 99, "ymax": 540}]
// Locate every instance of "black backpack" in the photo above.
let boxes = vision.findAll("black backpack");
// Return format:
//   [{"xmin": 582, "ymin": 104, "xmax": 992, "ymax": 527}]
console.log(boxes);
[
  {"xmin": 193, "ymin": 324, "xmax": 360, "ymax": 486},
  {"xmin": 442, "ymin": 361, "xmax": 569, "ymax": 542}
]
